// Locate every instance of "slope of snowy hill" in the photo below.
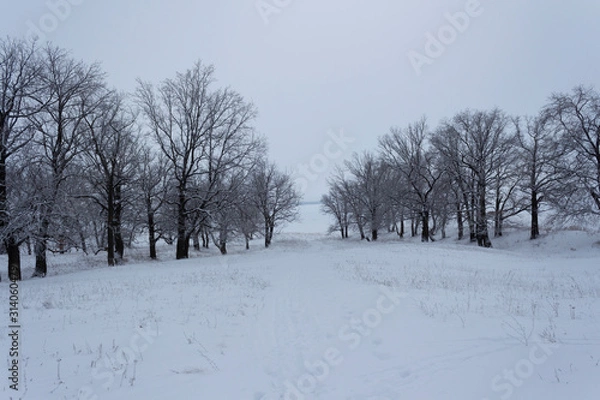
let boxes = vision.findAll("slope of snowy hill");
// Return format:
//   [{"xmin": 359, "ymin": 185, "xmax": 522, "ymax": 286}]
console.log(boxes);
[{"xmin": 1, "ymin": 209, "xmax": 599, "ymax": 399}]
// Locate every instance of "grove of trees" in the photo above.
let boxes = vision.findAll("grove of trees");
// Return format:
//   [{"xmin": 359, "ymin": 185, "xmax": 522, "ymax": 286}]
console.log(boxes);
[
  {"xmin": 0, "ymin": 37, "xmax": 300, "ymax": 281},
  {"xmin": 2, "ymin": 35, "xmax": 598, "ymax": 280},
  {"xmin": 322, "ymin": 89, "xmax": 600, "ymax": 247}
]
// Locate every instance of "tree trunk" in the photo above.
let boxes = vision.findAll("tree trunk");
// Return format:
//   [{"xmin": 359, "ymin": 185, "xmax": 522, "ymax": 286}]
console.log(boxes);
[
  {"xmin": 264, "ymin": 220, "xmax": 271, "ymax": 248},
  {"xmin": 147, "ymin": 209, "xmax": 157, "ymax": 259},
  {"xmin": 0, "ymin": 151, "xmax": 20, "ymax": 280},
  {"xmin": 106, "ymin": 184, "xmax": 116, "ymax": 266},
  {"xmin": 467, "ymin": 187, "xmax": 476, "ymax": 242},
  {"xmin": 476, "ymin": 181, "xmax": 492, "ymax": 248},
  {"xmin": 268, "ymin": 222, "xmax": 275, "ymax": 246},
  {"xmin": 176, "ymin": 188, "xmax": 188, "ymax": 259},
  {"xmin": 494, "ymin": 212, "xmax": 503, "ymax": 238},
  {"xmin": 456, "ymin": 202, "xmax": 464, "ymax": 240},
  {"xmin": 78, "ymin": 229, "xmax": 87, "ymax": 254},
  {"xmin": 421, "ymin": 210, "xmax": 430, "ymax": 243},
  {"xmin": 371, "ymin": 229, "xmax": 378, "ymax": 241},
  {"xmin": 441, "ymin": 218, "xmax": 447, "ymax": 239},
  {"xmin": 399, "ymin": 217, "xmax": 404, "ymax": 238},
  {"xmin": 203, "ymin": 229, "xmax": 210, "ymax": 249},
  {"xmin": 201, "ymin": 227, "xmax": 207, "ymax": 248},
  {"xmin": 107, "ymin": 226, "xmax": 115, "ymax": 267},
  {"xmin": 192, "ymin": 232, "xmax": 200, "ymax": 251},
  {"xmin": 530, "ymin": 190, "xmax": 540, "ymax": 240},
  {"xmin": 496, "ymin": 215, "xmax": 504, "ymax": 238},
  {"xmin": 6, "ymin": 237, "xmax": 21, "ymax": 281},
  {"xmin": 468, "ymin": 222, "xmax": 476, "ymax": 242},
  {"xmin": 354, "ymin": 213, "xmax": 366, "ymax": 240},
  {"xmin": 494, "ymin": 195, "xmax": 503, "ymax": 238},
  {"xmin": 113, "ymin": 184, "xmax": 124, "ymax": 262},
  {"xmin": 33, "ymin": 217, "xmax": 50, "ymax": 277},
  {"xmin": 114, "ymin": 228, "xmax": 124, "ymax": 261},
  {"xmin": 414, "ymin": 216, "xmax": 421, "ymax": 238}
]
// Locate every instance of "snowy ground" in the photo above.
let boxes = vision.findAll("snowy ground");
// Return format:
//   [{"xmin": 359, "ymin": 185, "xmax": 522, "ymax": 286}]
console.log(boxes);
[{"xmin": 1, "ymin": 205, "xmax": 600, "ymax": 399}]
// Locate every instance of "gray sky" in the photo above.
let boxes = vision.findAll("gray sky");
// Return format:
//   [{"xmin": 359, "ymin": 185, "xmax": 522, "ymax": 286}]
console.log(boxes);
[{"xmin": 2, "ymin": 0, "xmax": 599, "ymax": 201}]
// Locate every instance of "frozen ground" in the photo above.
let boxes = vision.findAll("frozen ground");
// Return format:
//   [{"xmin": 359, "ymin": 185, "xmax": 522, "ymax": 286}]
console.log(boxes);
[{"xmin": 1, "ymin": 206, "xmax": 600, "ymax": 399}]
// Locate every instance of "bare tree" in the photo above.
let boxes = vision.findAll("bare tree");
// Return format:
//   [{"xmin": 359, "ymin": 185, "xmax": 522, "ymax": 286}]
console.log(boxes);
[
  {"xmin": 205, "ymin": 173, "xmax": 249, "ymax": 255},
  {"xmin": 234, "ymin": 180, "xmax": 262, "ymax": 250},
  {"xmin": 321, "ymin": 180, "xmax": 351, "ymax": 239},
  {"xmin": 190, "ymin": 86, "xmax": 263, "ymax": 253},
  {"xmin": 249, "ymin": 161, "xmax": 300, "ymax": 248},
  {"xmin": 435, "ymin": 109, "xmax": 512, "ymax": 248},
  {"xmin": 432, "ymin": 127, "xmax": 478, "ymax": 241},
  {"xmin": 137, "ymin": 145, "xmax": 170, "ymax": 259},
  {"xmin": 80, "ymin": 92, "xmax": 139, "ymax": 266},
  {"xmin": 489, "ymin": 127, "xmax": 524, "ymax": 238},
  {"xmin": 136, "ymin": 62, "xmax": 215, "ymax": 259},
  {"xmin": 137, "ymin": 61, "xmax": 261, "ymax": 259},
  {"xmin": 514, "ymin": 115, "xmax": 565, "ymax": 239},
  {"xmin": 429, "ymin": 169, "xmax": 455, "ymax": 240},
  {"xmin": 343, "ymin": 152, "xmax": 390, "ymax": 241},
  {"xmin": 324, "ymin": 168, "xmax": 368, "ymax": 240},
  {"xmin": 380, "ymin": 118, "xmax": 443, "ymax": 242},
  {"xmin": 28, "ymin": 44, "xmax": 105, "ymax": 277},
  {"xmin": 0, "ymin": 37, "xmax": 43, "ymax": 280},
  {"xmin": 545, "ymin": 86, "xmax": 600, "ymax": 223}
]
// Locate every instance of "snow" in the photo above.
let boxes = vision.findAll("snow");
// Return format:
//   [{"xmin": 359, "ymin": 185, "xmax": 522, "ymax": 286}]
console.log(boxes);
[{"xmin": 1, "ymin": 205, "xmax": 600, "ymax": 399}]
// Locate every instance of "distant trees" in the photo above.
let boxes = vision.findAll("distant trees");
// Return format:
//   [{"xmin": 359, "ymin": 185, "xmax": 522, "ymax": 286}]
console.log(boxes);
[
  {"xmin": 234, "ymin": 182, "xmax": 263, "ymax": 250},
  {"xmin": 2, "ymin": 33, "xmax": 600, "ymax": 278},
  {"xmin": 321, "ymin": 180, "xmax": 350, "ymax": 239},
  {"xmin": 249, "ymin": 161, "xmax": 301, "ymax": 248},
  {"xmin": 344, "ymin": 152, "xmax": 390, "ymax": 241},
  {"xmin": 321, "ymin": 153, "xmax": 391, "ymax": 242},
  {"xmin": 323, "ymin": 90, "xmax": 600, "ymax": 246},
  {"xmin": 380, "ymin": 118, "xmax": 443, "ymax": 242}
]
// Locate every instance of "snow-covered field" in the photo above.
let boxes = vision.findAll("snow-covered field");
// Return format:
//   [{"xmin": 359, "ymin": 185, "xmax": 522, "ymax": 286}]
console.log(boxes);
[{"xmin": 2, "ymin": 204, "xmax": 600, "ymax": 399}]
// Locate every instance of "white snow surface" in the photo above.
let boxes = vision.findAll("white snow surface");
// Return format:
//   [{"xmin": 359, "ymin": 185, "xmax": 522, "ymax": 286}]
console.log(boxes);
[{"xmin": 1, "ymin": 208, "xmax": 600, "ymax": 399}]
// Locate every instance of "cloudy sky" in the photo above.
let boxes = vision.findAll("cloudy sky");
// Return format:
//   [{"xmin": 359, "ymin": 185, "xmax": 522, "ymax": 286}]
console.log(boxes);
[{"xmin": 2, "ymin": 0, "xmax": 599, "ymax": 201}]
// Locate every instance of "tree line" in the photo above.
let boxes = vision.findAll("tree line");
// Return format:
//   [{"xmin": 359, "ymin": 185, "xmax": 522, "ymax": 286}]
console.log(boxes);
[
  {"xmin": 0, "ymin": 37, "xmax": 300, "ymax": 281},
  {"xmin": 322, "ymin": 88, "xmax": 600, "ymax": 246}
]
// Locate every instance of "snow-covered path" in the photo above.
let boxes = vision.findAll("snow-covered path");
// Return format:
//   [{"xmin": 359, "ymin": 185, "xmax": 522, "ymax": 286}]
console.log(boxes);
[
  {"xmin": 2, "ymin": 232, "xmax": 600, "ymax": 399},
  {"xmin": 246, "ymin": 241, "xmax": 408, "ymax": 400}
]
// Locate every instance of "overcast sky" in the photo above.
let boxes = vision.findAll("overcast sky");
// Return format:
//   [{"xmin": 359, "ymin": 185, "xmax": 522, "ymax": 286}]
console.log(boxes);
[{"xmin": 2, "ymin": 0, "xmax": 599, "ymax": 201}]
